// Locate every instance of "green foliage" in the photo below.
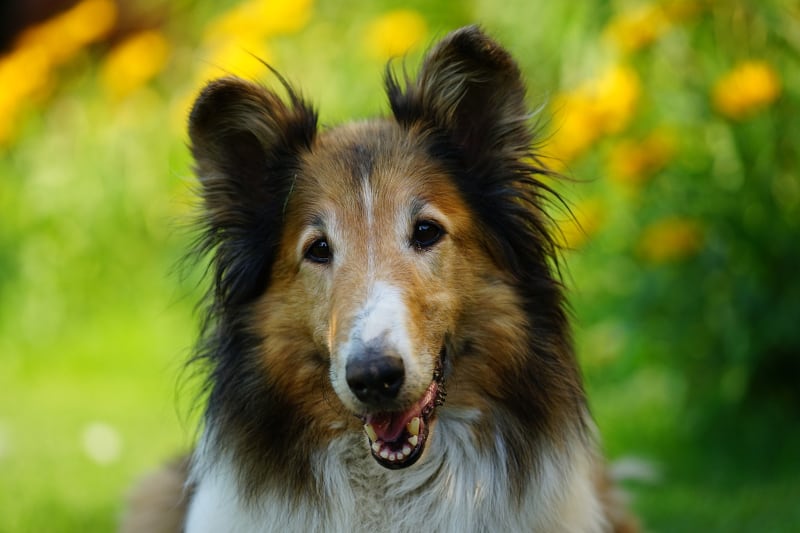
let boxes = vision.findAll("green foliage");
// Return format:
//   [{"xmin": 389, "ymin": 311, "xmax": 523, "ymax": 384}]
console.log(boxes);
[
  {"xmin": 1, "ymin": 0, "xmax": 798, "ymax": 531},
  {"xmin": 565, "ymin": 1, "xmax": 800, "ymax": 413}
]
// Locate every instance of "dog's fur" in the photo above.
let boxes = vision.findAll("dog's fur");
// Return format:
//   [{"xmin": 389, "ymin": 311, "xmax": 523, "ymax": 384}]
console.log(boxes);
[{"xmin": 121, "ymin": 26, "xmax": 636, "ymax": 533}]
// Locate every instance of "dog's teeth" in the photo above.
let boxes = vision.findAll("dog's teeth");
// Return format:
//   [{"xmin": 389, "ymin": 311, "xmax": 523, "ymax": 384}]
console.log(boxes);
[
  {"xmin": 388, "ymin": 452, "xmax": 396, "ymax": 461},
  {"xmin": 372, "ymin": 441, "xmax": 382, "ymax": 453},
  {"xmin": 380, "ymin": 449, "xmax": 389, "ymax": 459},
  {"xmin": 402, "ymin": 445, "xmax": 412, "ymax": 456},
  {"xmin": 396, "ymin": 451, "xmax": 404, "ymax": 460},
  {"xmin": 408, "ymin": 435, "xmax": 418, "ymax": 446},
  {"xmin": 364, "ymin": 424, "xmax": 378, "ymax": 442},
  {"xmin": 407, "ymin": 417, "xmax": 420, "ymax": 436}
]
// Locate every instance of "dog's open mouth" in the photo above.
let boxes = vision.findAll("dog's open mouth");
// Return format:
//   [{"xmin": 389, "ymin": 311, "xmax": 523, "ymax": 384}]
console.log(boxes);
[{"xmin": 361, "ymin": 359, "xmax": 446, "ymax": 469}]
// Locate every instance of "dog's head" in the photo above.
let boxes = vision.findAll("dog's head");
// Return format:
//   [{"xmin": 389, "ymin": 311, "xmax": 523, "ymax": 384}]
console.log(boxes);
[{"xmin": 189, "ymin": 26, "xmax": 569, "ymax": 475}]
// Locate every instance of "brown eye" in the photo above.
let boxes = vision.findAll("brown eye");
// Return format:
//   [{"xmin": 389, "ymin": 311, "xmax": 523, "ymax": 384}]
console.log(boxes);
[
  {"xmin": 305, "ymin": 238, "xmax": 331, "ymax": 263},
  {"xmin": 412, "ymin": 220, "xmax": 444, "ymax": 250}
]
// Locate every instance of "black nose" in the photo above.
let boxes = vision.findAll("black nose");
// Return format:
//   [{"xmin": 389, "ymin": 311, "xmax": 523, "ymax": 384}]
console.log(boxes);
[{"xmin": 346, "ymin": 351, "xmax": 405, "ymax": 404}]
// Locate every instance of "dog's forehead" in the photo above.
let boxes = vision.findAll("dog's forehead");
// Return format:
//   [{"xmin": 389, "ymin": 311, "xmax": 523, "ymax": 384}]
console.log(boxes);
[
  {"xmin": 307, "ymin": 121, "xmax": 422, "ymax": 178},
  {"xmin": 296, "ymin": 120, "xmax": 453, "ymax": 208}
]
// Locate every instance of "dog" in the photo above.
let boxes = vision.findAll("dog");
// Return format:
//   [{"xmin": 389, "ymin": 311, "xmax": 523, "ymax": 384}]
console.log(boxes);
[{"xmin": 121, "ymin": 25, "xmax": 636, "ymax": 533}]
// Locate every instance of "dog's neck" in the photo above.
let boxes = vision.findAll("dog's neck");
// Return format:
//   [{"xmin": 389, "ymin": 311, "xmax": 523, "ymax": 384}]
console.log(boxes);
[{"xmin": 186, "ymin": 408, "xmax": 606, "ymax": 533}]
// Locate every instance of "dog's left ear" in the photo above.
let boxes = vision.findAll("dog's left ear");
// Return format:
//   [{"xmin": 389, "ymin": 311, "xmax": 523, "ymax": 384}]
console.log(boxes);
[{"xmin": 387, "ymin": 25, "xmax": 532, "ymax": 166}]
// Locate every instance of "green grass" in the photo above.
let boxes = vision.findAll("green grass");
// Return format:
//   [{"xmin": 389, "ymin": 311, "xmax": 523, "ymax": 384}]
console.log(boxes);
[
  {"xmin": 631, "ymin": 414, "xmax": 800, "ymax": 532},
  {"xmin": 587, "ymin": 363, "xmax": 800, "ymax": 532},
  {"xmin": 0, "ymin": 293, "xmax": 198, "ymax": 532}
]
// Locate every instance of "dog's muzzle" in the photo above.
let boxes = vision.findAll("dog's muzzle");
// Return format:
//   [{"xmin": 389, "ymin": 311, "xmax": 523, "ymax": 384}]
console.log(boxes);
[{"xmin": 357, "ymin": 348, "xmax": 447, "ymax": 470}]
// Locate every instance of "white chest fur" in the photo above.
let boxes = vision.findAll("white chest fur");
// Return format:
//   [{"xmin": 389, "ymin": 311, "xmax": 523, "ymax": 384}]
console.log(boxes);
[{"xmin": 185, "ymin": 412, "xmax": 605, "ymax": 533}]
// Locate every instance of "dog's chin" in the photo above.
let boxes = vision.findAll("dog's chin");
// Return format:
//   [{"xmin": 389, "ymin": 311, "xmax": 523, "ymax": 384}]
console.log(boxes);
[{"xmin": 360, "ymin": 357, "xmax": 446, "ymax": 470}]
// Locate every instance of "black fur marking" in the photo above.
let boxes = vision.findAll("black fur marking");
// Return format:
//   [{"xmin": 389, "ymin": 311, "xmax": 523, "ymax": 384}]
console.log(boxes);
[
  {"xmin": 348, "ymin": 143, "xmax": 375, "ymax": 185},
  {"xmin": 189, "ymin": 77, "xmax": 317, "ymax": 311},
  {"xmin": 386, "ymin": 25, "xmax": 589, "ymax": 497},
  {"xmin": 187, "ymin": 76, "xmax": 322, "ymax": 499}
]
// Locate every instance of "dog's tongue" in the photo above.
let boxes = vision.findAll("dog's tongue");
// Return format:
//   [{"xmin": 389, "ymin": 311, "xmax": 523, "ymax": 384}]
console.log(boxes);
[
  {"xmin": 364, "ymin": 382, "xmax": 438, "ymax": 443},
  {"xmin": 365, "ymin": 411, "xmax": 412, "ymax": 442}
]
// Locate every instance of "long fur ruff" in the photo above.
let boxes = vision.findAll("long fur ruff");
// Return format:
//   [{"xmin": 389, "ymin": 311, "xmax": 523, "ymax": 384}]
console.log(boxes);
[{"xmin": 120, "ymin": 26, "xmax": 637, "ymax": 533}]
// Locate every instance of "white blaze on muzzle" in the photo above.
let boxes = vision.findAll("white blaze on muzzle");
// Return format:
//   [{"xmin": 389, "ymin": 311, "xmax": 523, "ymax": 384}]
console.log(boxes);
[
  {"xmin": 334, "ymin": 282, "xmax": 421, "ymax": 409},
  {"xmin": 358, "ymin": 282, "xmax": 411, "ymax": 355},
  {"xmin": 334, "ymin": 282, "xmax": 444, "ymax": 469}
]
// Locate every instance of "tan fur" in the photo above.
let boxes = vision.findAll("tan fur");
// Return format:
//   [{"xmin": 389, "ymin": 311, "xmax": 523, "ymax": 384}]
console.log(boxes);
[{"xmin": 265, "ymin": 122, "xmax": 476, "ymax": 411}]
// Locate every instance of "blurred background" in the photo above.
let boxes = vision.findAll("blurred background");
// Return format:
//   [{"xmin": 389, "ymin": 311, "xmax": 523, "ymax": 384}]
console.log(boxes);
[{"xmin": 0, "ymin": 0, "xmax": 798, "ymax": 531}]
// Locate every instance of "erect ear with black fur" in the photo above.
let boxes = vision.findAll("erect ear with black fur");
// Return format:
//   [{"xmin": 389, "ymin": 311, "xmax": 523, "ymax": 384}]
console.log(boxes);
[
  {"xmin": 386, "ymin": 25, "xmax": 532, "ymax": 167},
  {"xmin": 388, "ymin": 26, "xmax": 562, "ymax": 286},
  {"xmin": 189, "ymin": 76, "xmax": 317, "ymax": 308}
]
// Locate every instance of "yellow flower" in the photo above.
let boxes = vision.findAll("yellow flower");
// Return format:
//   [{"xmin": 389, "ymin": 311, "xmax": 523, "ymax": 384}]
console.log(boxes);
[
  {"xmin": 364, "ymin": 10, "xmax": 428, "ymax": 60},
  {"xmin": 53, "ymin": 0, "xmax": 117, "ymax": 46},
  {"xmin": 604, "ymin": 1, "xmax": 703, "ymax": 54},
  {"xmin": 0, "ymin": 46, "xmax": 53, "ymax": 107},
  {"xmin": 16, "ymin": 0, "xmax": 117, "ymax": 65},
  {"xmin": 0, "ymin": 45, "xmax": 55, "ymax": 144},
  {"xmin": 546, "ymin": 65, "xmax": 641, "ymax": 165},
  {"xmin": 592, "ymin": 65, "xmax": 641, "ymax": 134},
  {"xmin": 101, "ymin": 31, "xmax": 170, "ymax": 99},
  {"xmin": 604, "ymin": 3, "xmax": 670, "ymax": 54},
  {"xmin": 638, "ymin": 217, "xmax": 703, "ymax": 263},
  {"xmin": 712, "ymin": 60, "xmax": 781, "ymax": 120},
  {"xmin": 205, "ymin": 0, "xmax": 313, "ymax": 44},
  {"xmin": 0, "ymin": 0, "xmax": 117, "ymax": 145},
  {"xmin": 198, "ymin": 38, "xmax": 274, "ymax": 83},
  {"xmin": 558, "ymin": 198, "xmax": 606, "ymax": 249},
  {"xmin": 606, "ymin": 129, "xmax": 676, "ymax": 188},
  {"xmin": 198, "ymin": 0, "xmax": 311, "ymax": 87},
  {"xmin": 547, "ymin": 92, "xmax": 603, "ymax": 166}
]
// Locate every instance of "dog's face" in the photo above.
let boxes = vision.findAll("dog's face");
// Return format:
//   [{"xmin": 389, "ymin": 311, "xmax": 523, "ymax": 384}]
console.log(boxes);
[
  {"xmin": 189, "ymin": 27, "xmax": 565, "ymax": 474},
  {"xmin": 262, "ymin": 122, "xmax": 492, "ymax": 468}
]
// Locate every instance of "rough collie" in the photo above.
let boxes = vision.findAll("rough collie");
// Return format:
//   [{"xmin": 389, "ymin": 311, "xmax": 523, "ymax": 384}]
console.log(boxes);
[{"xmin": 122, "ymin": 26, "xmax": 636, "ymax": 533}]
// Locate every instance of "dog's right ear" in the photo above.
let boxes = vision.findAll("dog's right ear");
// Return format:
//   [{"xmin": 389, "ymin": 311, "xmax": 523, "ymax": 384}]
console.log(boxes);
[{"xmin": 188, "ymin": 77, "xmax": 317, "ymax": 307}]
